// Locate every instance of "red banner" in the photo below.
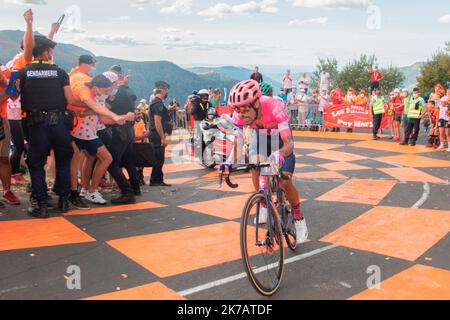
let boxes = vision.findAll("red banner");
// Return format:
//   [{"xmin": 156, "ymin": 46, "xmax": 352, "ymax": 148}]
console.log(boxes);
[{"xmin": 324, "ymin": 104, "xmax": 388, "ymax": 130}]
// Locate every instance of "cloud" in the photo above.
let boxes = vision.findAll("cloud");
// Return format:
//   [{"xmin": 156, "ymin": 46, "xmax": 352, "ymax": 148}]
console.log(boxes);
[
  {"xmin": 198, "ymin": 0, "xmax": 278, "ymax": 21},
  {"xmin": 82, "ymin": 35, "xmax": 147, "ymax": 47},
  {"xmin": 439, "ymin": 14, "xmax": 450, "ymax": 24},
  {"xmin": 158, "ymin": 27, "xmax": 180, "ymax": 33},
  {"xmin": 162, "ymin": 40, "xmax": 277, "ymax": 54},
  {"xmin": 111, "ymin": 16, "xmax": 132, "ymax": 21},
  {"xmin": 160, "ymin": 0, "xmax": 192, "ymax": 15},
  {"xmin": 3, "ymin": 0, "xmax": 47, "ymax": 4},
  {"xmin": 287, "ymin": 0, "xmax": 372, "ymax": 10},
  {"xmin": 289, "ymin": 17, "xmax": 328, "ymax": 26}
]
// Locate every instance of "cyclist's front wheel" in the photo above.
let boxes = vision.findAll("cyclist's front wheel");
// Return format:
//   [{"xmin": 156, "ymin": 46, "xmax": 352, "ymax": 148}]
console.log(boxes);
[
  {"xmin": 283, "ymin": 205, "xmax": 298, "ymax": 252},
  {"xmin": 241, "ymin": 193, "xmax": 284, "ymax": 296}
]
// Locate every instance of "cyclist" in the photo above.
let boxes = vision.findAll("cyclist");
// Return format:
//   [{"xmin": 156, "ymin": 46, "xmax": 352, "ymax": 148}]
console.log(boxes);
[
  {"xmin": 223, "ymin": 80, "xmax": 308, "ymax": 245},
  {"xmin": 260, "ymin": 82, "xmax": 274, "ymax": 97}
]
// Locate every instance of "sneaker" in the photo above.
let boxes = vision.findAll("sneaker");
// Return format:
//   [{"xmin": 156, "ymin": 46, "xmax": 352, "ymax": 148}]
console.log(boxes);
[
  {"xmin": 69, "ymin": 195, "xmax": 90, "ymax": 210},
  {"xmin": 3, "ymin": 190, "xmax": 20, "ymax": 205},
  {"xmin": 295, "ymin": 219, "xmax": 309, "ymax": 245},
  {"xmin": 80, "ymin": 188, "xmax": 88, "ymax": 197},
  {"xmin": 85, "ymin": 191, "xmax": 107, "ymax": 205},
  {"xmin": 438, "ymin": 144, "xmax": 446, "ymax": 150},
  {"xmin": 447, "ymin": 146, "xmax": 450, "ymax": 153},
  {"xmin": 254, "ymin": 207, "xmax": 268, "ymax": 225}
]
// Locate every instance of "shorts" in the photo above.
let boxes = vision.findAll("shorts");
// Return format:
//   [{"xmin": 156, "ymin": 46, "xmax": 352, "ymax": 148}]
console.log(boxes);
[
  {"xmin": 0, "ymin": 118, "xmax": 11, "ymax": 158},
  {"xmin": 439, "ymin": 119, "xmax": 449, "ymax": 128},
  {"xmin": 73, "ymin": 137, "xmax": 104, "ymax": 157},
  {"xmin": 394, "ymin": 113, "xmax": 403, "ymax": 122},
  {"xmin": 248, "ymin": 131, "xmax": 296, "ymax": 174}
]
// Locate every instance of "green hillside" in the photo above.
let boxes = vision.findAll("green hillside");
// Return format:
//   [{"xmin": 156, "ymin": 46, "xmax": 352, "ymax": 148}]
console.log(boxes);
[{"xmin": 0, "ymin": 30, "xmax": 236, "ymax": 104}]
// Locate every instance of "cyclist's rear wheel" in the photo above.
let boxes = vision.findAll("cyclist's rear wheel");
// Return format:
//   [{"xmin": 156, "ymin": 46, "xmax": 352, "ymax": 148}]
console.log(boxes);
[{"xmin": 241, "ymin": 193, "xmax": 284, "ymax": 296}]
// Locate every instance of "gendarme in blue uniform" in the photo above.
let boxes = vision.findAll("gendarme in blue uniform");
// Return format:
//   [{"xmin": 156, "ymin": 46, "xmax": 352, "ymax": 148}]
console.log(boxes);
[{"xmin": 19, "ymin": 60, "xmax": 74, "ymax": 214}]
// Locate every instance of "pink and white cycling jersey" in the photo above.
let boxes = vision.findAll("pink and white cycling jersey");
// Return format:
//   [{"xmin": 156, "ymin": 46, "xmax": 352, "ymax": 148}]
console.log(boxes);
[{"xmin": 232, "ymin": 95, "xmax": 291, "ymax": 139}]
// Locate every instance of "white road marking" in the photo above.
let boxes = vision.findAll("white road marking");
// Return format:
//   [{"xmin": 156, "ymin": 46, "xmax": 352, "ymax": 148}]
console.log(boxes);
[
  {"xmin": 411, "ymin": 182, "xmax": 431, "ymax": 209},
  {"xmin": 177, "ymin": 244, "xmax": 339, "ymax": 297}
]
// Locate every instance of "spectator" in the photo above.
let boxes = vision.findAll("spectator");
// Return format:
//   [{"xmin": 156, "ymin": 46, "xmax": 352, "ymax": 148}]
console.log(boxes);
[
  {"xmin": 67, "ymin": 54, "xmax": 97, "ymax": 210},
  {"xmin": 391, "ymin": 89, "xmax": 404, "ymax": 141},
  {"xmin": 319, "ymin": 89, "xmax": 330, "ymax": 129},
  {"xmin": 19, "ymin": 36, "xmax": 88, "ymax": 218},
  {"xmin": 401, "ymin": 88, "xmax": 426, "ymax": 147},
  {"xmin": 370, "ymin": 65, "xmax": 383, "ymax": 92},
  {"xmin": 369, "ymin": 88, "xmax": 386, "ymax": 140},
  {"xmin": 355, "ymin": 89, "xmax": 368, "ymax": 105},
  {"xmin": 437, "ymin": 96, "xmax": 449, "ymax": 151},
  {"xmin": 319, "ymin": 70, "xmax": 331, "ymax": 93},
  {"xmin": 401, "ymin": 88, "xmax": 411, "ymax": 141},
  {"xmin": 168, "ymin": 98, "xmax": 180, "ymax": 129},
  {"xmin": 250, "ymin": 66, "xmax": 264, "ymax": 84},
  {"xmin": 105, "ymin": 65, "xmax": 141, "ymax": 204},
  {"xmin": 283, "ymin": 70, "xmax": 294, "ymax": 95},
  {"xmin": 71, "ymin": 75, "xmax": 117, "ymax": 205},
  {"xmin": 0, "ymin": 9, "xmax": 36, "ymax": 207},
  {"xmin": 309, "ymin": 89, "xmax": 320, "ymax": 130},
  {"xmin": 191, "ymin": 89, "xmax": 212, "ymax": 159},
  {"xmin": 298, "ymin": 73, "xmax": 310, "ymax": 94},
  {"xmin": 134, "ymin": 107, "xmax": 149, "ymax": 186},
  {"xmin": 210, "ymin": 88, "xmax": 221, "ymax": 108},
  {"xmin": 278, "ymin": 88, "xmax": 287, "ymax": 103},
  {"xmin": 149, "ymin": 81, "xmax": 172, "ymax": 187},
  {"xmin": 296, "ymin": 89, "xmax": 308, "ymax": 130}
]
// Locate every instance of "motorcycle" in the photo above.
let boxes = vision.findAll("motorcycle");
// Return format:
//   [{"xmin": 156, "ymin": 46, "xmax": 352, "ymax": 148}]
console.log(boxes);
[{"xmin": 189, "ymin": 111, "xmax": 247, "ymax": 169}]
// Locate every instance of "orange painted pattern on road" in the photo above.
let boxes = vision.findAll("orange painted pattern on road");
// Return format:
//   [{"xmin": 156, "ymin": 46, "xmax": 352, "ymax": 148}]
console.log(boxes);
[
  {"xmin": 0, "ymin": 218, "xmax": 95, "ymax": 252},
  {"xmin": 350, "ymin": 140, "xmax": 439, "ymax": 154},
  {"xmin": 316, "ymin": 179, "xmax": 397, "ymax": 205},
  {"xmin": 309, "ymin": 150, "xmax": 367, "ymax": 162},
  {"xmin": 378, "ymin": 167, "xmax": 448, "ymax": 184},
  {"xmin": 322, "ymin": 206, "xmax": 450, "ymax": 261},
  {"xmin": 85, "ymin": 282, "xmax": 185, "ymax": 300},
  {"xmin": 107, "ymin": 222, "xmax": 264, "ymax": 278},
  {"xmin": 318, "ymin": 162, "xmax": 370, "ymax": 172},
  {"xmin": 376, "ymin": 154, "xmax": 450, "ymax": 168},
  {"xmin": 179, "ymin": 194, "xmax": 251, "ymax": 220},
  {"xmin": 350, "ymin": 265, "xmax": 450, "ymax": 300}
]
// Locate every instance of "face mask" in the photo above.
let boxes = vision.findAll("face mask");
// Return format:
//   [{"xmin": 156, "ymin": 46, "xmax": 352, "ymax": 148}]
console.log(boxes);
[{"xmin": 90, "ymin": 67, "xmax": 97, "ymax": 75}]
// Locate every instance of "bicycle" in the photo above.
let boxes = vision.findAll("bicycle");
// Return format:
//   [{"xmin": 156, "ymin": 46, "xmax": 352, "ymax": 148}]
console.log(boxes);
[{"xmin": 219, "ymin": 160, "xmax": 298, "ymax": 296}]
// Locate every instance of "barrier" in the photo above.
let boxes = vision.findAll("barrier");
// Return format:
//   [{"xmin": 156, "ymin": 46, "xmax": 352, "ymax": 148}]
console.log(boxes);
[
  {"xmin": 288, "ymin": 103, "xmax": 324, "ymax": 131},
  {"xmin": 324, "ymin": 104, "xmax": 388, "ymax": 130}
]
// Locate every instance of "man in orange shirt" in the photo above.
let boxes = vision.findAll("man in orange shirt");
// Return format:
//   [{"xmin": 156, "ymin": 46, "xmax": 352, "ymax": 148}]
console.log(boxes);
[
  {"xmin": 370, "ymin": 65, "xmax": 383, "ymax": 93},
  {"xmin": 0, "ymin": 9, "xmax": 36, "ymax": 207}
]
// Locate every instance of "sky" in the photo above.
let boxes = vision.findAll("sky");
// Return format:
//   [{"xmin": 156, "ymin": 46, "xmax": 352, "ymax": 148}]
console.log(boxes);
[{"xmin": 0, "ymin": 0, "xmax": 449, "ymax": 68}]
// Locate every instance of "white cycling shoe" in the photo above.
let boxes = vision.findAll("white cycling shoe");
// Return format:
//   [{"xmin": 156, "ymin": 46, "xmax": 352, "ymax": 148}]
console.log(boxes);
[
  {"xmin": 254, "ymin": 207, "xmax": 268, "ymax": 225},
  {"xmin": 295, "ymin": 219, "xmax": 309, "ymax": 245}
]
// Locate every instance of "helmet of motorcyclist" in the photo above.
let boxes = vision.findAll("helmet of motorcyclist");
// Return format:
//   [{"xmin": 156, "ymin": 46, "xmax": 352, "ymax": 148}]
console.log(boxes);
[{"xmin": 207, "ymin": 107, "xmax": 217, "ymax": 120}]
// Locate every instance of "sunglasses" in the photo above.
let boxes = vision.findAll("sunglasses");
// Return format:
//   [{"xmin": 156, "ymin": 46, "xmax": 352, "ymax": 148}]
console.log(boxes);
[{"xmin": 234, "ymin": 103, "xmax": 255, "ymax": 114}]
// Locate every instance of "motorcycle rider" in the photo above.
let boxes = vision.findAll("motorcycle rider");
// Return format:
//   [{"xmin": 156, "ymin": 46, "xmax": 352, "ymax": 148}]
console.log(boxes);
[{"xmin": 190, "ymin": 89, "xmax": 214, "ymax": 160}]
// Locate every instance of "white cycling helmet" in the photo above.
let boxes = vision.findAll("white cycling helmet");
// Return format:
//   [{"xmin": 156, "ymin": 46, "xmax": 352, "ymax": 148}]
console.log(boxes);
[{"xmin": 198, "ymin": 89, "xmax": 209, "ymax": 96}]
